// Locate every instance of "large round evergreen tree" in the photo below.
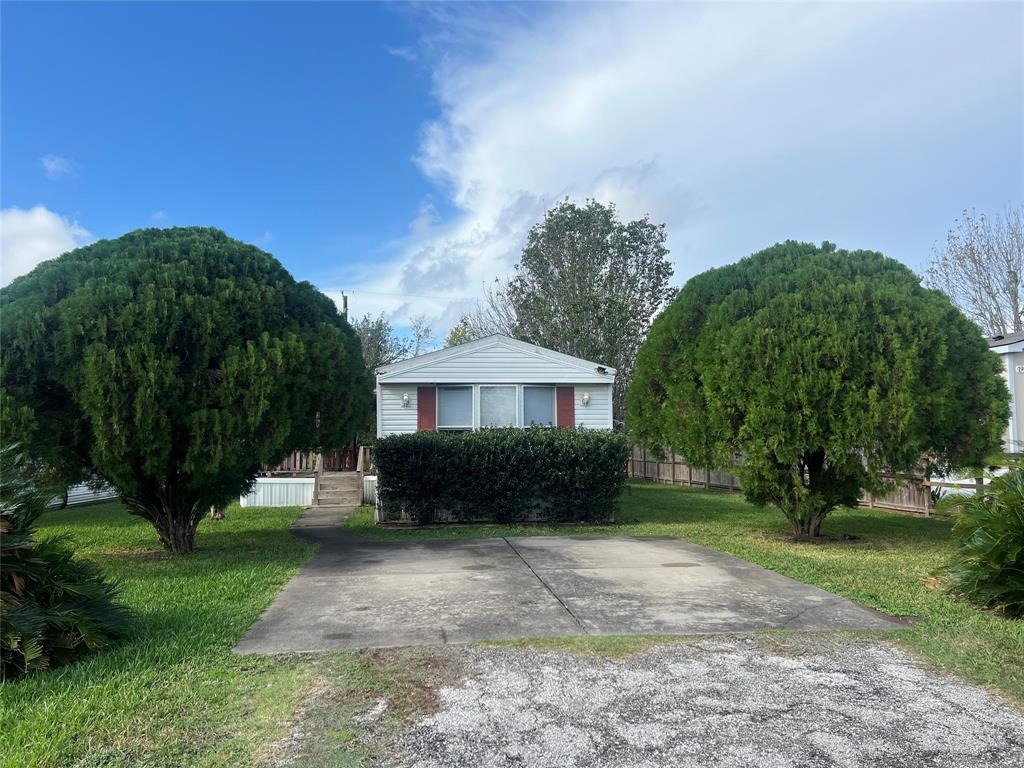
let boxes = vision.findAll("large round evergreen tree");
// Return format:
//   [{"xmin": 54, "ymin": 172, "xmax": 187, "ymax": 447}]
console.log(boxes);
[
  {"xmin": 1, "ymin": 227, "xmax": 371, "ymax": 552},
  {"xmin": 628, "ymin": 241, "xmax": 1010, "ymax": 539}
]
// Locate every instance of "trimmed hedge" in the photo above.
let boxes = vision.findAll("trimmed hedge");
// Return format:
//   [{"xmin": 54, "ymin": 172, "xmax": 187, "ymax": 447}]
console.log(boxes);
[{"xmin": 375, "ymin": 429, "xmax": 630, "ymax": 524}]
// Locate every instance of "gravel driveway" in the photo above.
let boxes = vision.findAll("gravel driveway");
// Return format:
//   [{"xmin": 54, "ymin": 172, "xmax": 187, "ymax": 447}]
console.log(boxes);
[{"xmin": 388, "ymin": 637, "xmax": 1024, "ymax": 768}]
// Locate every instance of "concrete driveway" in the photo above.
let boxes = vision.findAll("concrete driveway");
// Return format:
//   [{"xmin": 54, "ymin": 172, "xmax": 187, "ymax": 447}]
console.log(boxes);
[{"xmin": 236, "ymin": 508, "xmax": 902, "ymax": 655}]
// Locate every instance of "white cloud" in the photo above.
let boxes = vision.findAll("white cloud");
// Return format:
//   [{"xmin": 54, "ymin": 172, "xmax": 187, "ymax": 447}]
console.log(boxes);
[
  {"xmin": 0, "ymin": 206, "xmax": 92, "ymax": 286},
  {"xmin": 40, "ymin": 154, "xmax": 74, "ymax": 180},
  {"xmin": 151, "ymin": 210, "xmax": 167, "ymax": 222},
  {"xmin": 333, "ymin": 2, "xmax": 1022, "ymax": 332},
  {"xmin": 388, "ymin": 46, "xmax": 417, "ymax": 63}
]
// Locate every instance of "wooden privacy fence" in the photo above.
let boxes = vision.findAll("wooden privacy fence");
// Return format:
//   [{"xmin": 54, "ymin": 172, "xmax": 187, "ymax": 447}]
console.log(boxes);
[
  {"xmin": 262, "ymin": 450, "xmax": 317, "ymax": 475},
  {"xmin": 262, "ymin": 445, "xmax": 361, "ymax": 476},
  {"xmin": 628, "ymin": 446, "xmax": 988, "ymax": 517},
  {"xmin": 629, "ymin": 446, "xmax": 742, "ymax": 491}
]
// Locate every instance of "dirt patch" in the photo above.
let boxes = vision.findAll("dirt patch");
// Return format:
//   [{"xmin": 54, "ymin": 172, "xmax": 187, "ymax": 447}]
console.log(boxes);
[{"xmin": 260, "ymin": 649, "xmax": 467, "ymax": 768}]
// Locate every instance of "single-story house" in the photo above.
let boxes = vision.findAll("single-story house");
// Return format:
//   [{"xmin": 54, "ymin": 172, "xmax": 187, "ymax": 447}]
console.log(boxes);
[
  {"xmin": 988, "ymin": 330, "xmax": 1024, "ymax": 453},
  {"xmin": 375, "ymin": 335, "xmax": 615, "ymax": 435}
]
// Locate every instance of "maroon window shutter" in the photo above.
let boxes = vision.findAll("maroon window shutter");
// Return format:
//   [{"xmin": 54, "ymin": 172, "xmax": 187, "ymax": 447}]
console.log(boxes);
[
  {"xmin": 417, "ymin": 387, "xmax": 437, "ymax": 431},
  {"xmin": 556, "ymin": 386, "xmax": 575, "ymax": 428}
]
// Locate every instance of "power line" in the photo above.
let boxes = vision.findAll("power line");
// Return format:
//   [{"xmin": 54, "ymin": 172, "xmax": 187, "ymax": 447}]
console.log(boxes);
[{"xmin": 333, "ymin": 288, "xmax": 475, "ymax": 302}]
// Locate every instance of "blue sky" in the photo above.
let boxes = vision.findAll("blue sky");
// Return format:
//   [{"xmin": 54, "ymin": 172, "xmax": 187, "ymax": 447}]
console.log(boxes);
[{"xmin": 2, "ymin": 2, "xmax": 1022, "ymax": 334}]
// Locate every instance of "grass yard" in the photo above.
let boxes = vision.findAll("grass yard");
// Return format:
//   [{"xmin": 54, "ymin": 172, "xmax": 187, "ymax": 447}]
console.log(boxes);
[
  {"xmin": 345, "ymin": 481, "xmax": 1024, "ymax": 706},
  {"xmin": 4, "ymin": 481, "xmax": 1022, "ymax": 767},
  {"xmin": 0, "ymin": 502, "xmax": 318, "ymax": 768}
]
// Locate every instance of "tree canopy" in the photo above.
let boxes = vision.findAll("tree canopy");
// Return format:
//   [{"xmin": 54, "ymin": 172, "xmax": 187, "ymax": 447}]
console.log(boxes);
[
  {"xmin": 1, "ymin": 227, "xmax": 371, "ymax": 552},
  {"xmin": 628, "ymin": 240, "xmax": 1010, "ymax": 538},
  {"xmin": 466, "ymin": 199, "xmax": 675, "ymax": 424},
  {"xmin": 445, "ymin": 317, "xmax": 473, "ymax": 348},
  {"xmin": 352, "ymin": 313, "xmax": 411, "ymax": 373}
]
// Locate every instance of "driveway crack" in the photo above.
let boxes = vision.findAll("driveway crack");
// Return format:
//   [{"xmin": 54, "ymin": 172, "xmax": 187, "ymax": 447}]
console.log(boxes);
[{"xmin": 503, "ymin": 537, "xmax": 588, "ymax": 633}]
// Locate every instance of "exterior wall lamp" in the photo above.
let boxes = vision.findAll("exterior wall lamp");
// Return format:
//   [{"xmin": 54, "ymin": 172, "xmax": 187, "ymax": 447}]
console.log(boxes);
[
  {"xmin": 401, "ymin": 393, "xmax": 410, "ymax": 408},
  {"xmin": 581, "ymin": 392, "xmax": 591, "ymax": 407}
]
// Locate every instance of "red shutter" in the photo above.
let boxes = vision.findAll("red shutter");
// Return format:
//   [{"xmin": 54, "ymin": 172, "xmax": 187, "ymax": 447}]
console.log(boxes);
[
  {"xmin": 417, "ymin": 386, "xmax": 437, "ymax": 431},
  {"xmin": 556, "ymin": 386, "xmax": 575, "ymax": 428}
]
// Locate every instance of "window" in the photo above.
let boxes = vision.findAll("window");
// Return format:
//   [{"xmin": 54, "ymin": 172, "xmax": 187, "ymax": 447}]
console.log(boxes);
[
  {"xmin": 480, "ymin": 386, "xmax": 517, "ymax": 427},
  {"xmin": 437, "ymin": 386, "xmax": 473, "ymax": 430},
  {"xmin": 523, "ymin": 386, "xmax": 555, "ymax": 427}
]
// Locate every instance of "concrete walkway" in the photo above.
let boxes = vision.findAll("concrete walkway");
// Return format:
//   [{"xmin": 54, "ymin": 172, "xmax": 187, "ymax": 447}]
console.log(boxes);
[{"xmin": 235, "ymin": 507, "xmax": 903, "ymax": 655}]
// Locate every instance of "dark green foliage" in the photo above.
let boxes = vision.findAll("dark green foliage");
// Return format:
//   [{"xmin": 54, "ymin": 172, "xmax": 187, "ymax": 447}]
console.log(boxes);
[
  {"xmin": 375, "ymin": 429, "xmax": 630, "ymax": 524},
  {"xmin": 942, "ymin": 470, "xmax": 1024, "ymax": 617},
  {"xmin": 1, "ymin": 447, "xmax": 128, "ymax": 679},
  {"xmin": 1, "ymin": 227, "xmax": 371, "ymax": 552},
  {"xmin": 474, "ymin": 199, "xmax": 675, "ymax": 424},
  {"xmin": 628, "ymin": 240, "xmax": 1010, "ymax": 539}
]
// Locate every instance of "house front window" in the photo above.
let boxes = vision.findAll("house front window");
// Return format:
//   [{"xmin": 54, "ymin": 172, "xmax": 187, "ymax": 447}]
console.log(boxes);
[
  {"xmin": 437, "ymin": 386, "xmax": 473, "ymax": 430},
  {"xmin": 480, "ymin": 385, "xmax": 517, "ymax": 427},
  {"xmin": 523, "ymin": 386, "xmax": 555, "ymax": 427}
]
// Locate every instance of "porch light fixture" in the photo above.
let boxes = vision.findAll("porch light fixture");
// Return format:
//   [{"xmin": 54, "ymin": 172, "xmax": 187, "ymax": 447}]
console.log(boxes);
[
  {"xmin": 401, "ymin": 392, "xmax": 410, "ymax": 408},
  {"xmin": 581, "ymin": 392, "xmax": 591, "ymax": 406}
]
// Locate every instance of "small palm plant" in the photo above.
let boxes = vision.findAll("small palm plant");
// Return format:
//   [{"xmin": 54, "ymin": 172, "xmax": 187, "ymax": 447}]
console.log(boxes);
[
  {"xmin": 1, "ymin": 446, "xmax": 128, "ymax": 679},
  {"xmin": 941, "ymin": 468, "xmax": 1024, "ymax": 618}
]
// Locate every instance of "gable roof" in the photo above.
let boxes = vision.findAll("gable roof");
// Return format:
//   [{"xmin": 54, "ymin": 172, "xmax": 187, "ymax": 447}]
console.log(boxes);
[
  {"xmin": 988, "ymin": 330, "xmax": 1024, "ymax": 350},
  {"xmin": 377, "ymin": 335, "xmax": 616, "ymax": 385}
]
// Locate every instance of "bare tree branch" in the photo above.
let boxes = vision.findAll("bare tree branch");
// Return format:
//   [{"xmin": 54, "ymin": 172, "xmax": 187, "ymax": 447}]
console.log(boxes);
[{"xmin": 926, "ymin": 205, "xmax": 1023, "ymax": 335}]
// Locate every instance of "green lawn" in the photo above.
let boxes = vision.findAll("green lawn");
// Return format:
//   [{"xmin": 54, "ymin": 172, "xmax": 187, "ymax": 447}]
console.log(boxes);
[
  {"xmin": 0, "ymin": 502, "xmax": 318, "ymax": 768},
  {"xmin": 345, "ymin": 481, "xmax": 1024, "ymax": 706},
  {"xmin": 4, "ymin": 482, "xmax": 1022, "ymax": 767}
]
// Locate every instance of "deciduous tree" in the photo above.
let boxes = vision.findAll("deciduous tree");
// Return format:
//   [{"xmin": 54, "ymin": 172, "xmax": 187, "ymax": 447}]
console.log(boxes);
[
  {"xmin": 467, "ymin": 199, "xmax": 675, "ymax": 424},
  {"xmin": 352, "ymin": 313, "xmax": 410, "ymax": 372},
  {"xmin": 445, "ymin": 317, "xmax": 474, "ymax": 347},
  {"xmin": 926, "ymin": 206, "xmax": 1023, "ymax": 336}
]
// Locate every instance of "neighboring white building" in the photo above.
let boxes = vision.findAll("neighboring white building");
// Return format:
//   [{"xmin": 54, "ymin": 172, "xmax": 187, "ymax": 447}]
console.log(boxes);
[
  {"xmin": 375, "ymin": 335, "xmax": 615, "ymax": 436},
  {"xmin": 988, "ymin": 330, "xmax": 1024, "ymax": 454}
]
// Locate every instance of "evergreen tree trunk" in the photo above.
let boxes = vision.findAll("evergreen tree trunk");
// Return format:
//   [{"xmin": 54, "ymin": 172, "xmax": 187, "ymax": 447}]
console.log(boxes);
[
  {"xmin": 155, "ymin": 516, "xmax": 199, "ymax": 553},
  {"xmin": 789, "ymin": 514, "xmax": 825, "ymax": 541},
  {"xmin": 125, "ymin": 492, "xmax": 204, "ymax": 554}
]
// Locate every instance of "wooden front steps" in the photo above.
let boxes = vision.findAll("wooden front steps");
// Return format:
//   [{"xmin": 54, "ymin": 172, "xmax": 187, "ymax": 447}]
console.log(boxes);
[{"xmin": 315, "ymin": 471, "xmax": 361, "ymax": 508}]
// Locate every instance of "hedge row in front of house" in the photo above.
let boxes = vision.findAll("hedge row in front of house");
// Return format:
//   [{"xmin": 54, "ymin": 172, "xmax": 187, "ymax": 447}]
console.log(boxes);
[{"xmin": 374, "ymin": 428, "xmax": 629, "ymax": 525}]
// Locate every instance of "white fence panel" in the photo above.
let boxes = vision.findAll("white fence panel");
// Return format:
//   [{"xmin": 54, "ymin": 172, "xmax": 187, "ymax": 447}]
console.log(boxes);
[
  {"xmin": 363, "ymin": 474, "xmax": 377, "ymax": 506},
  {"xmin": 63, "ymin": 483, "xmax": 119, "ymax": 507},
  {"xmin": 240, "ymin": 477, "xmax": 314, "ymax": 508}
]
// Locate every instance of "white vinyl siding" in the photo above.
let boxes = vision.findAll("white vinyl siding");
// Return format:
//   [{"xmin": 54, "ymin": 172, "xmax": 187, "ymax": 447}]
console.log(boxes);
[
  {"xmin": 379, "ymin": 384, "xmax": 418, "ymax": 435},
  {"xmin": 574, "ymin": 383, "xmax": 613, "ymax": 430},
  {"xmin": 379, "ymin": 337, "xmax": 613, "ymax": 385},
  {"xmin": 376, "ymin": 336, "xmax": 616, "ymax": 436},
  {"xmin": 377, "ymin": 381, "xmax": 614, "ymax": 435}
]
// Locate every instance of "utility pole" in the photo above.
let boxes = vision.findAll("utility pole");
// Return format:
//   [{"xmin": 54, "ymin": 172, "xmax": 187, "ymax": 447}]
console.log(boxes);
[{"xmin": 341, "ymin": 292, "xmax": 348, "ymax": 320}]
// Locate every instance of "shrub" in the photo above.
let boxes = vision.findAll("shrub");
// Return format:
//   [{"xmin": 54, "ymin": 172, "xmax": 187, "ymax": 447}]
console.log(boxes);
[
  {"xmin": 1, "ymin": 447, "xmax": 129, "ymax": 679},
  {"xmin": 942, "ymin": 469, "xmax": 1024, "ymax": 617},
  {"xmin": 374, "ymin": 429, "xmax": 629, "ymax": 525}
]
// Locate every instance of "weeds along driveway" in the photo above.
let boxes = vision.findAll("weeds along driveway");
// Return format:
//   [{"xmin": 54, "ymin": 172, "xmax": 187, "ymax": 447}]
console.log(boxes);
[{"xmin": 235, "ymin": 508, "xmax": 901, "ymax": 655}]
